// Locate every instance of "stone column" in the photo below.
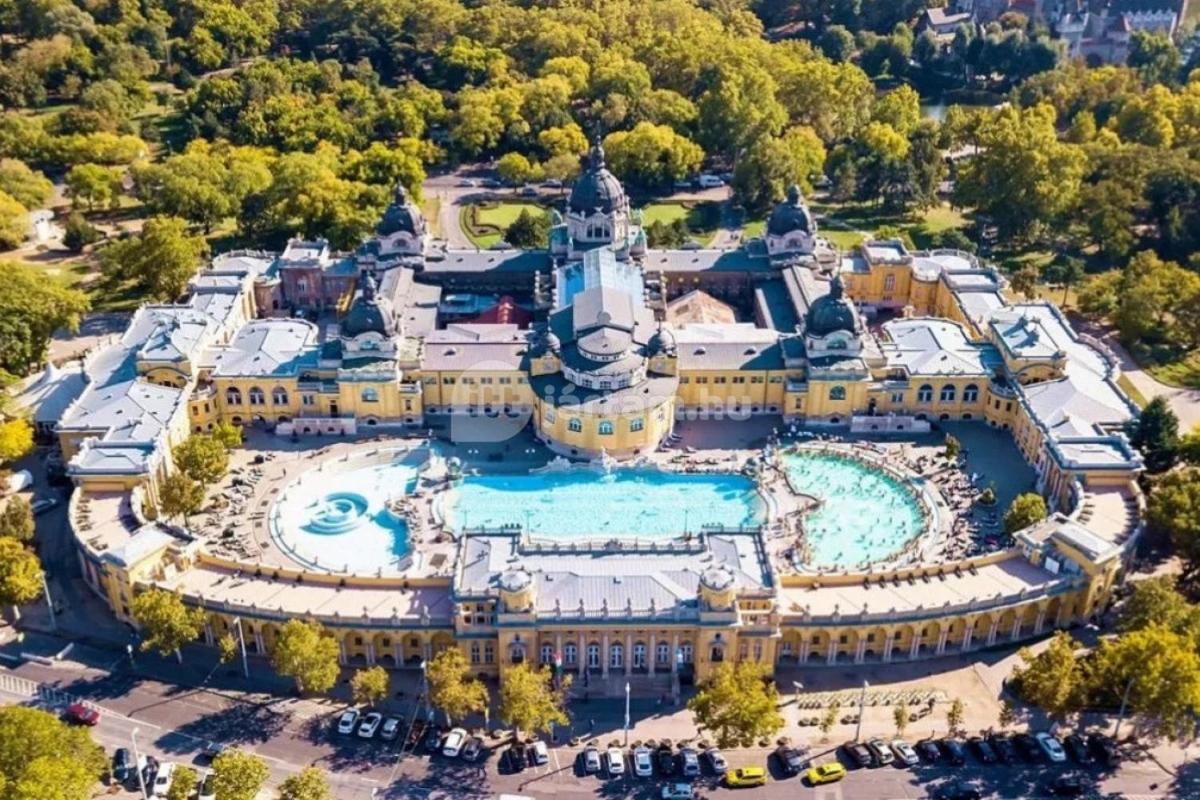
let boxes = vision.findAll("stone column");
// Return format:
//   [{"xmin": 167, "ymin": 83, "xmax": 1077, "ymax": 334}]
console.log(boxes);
[
  {"xmin": 854, "ymin": 639, "xmax": 867, "ymax": 664},
  {"xmin": 883, "ymin": 631, "xmax": 895, "ymax": 663},
  {"xmin": 602, "ymin": 633, "xmax": 610, "ymax": 678},
  {"xmin": 366, "ymin": 642, "xmax": 376, "ymax": 666},
  {"xmin": 1056, "ymin": 601, "xmax": 1071, "ymax": 627},
  {"xmin": 799, "ymin": 639, "xmax": 811, "ymax": 663},
  {"xmin": 986, "ymin": 618, "xmax": 999, "ymax": 646},
  {"xmin": 908, "ymin": 634, "xmax": 921, "ymax": 660},
  {"xmin": 671, "ymin": 633, "xmax": 679, "ymax": 675},
  {"xmin": 961, "ymin": 621, "xmax": 975, "ymax": 652},
  {"xmin": 254, "ymin": 631, "xmax": 265, "ymax": 654},
  {"xmin": 578, "ymin": 632, "xmax": 585, "ymax": 676},
  {"xmin": 555, "ymin": 633, "xmax": 562, "ymax": 664},
  {"xmin": 1010, "ymin": 617, "xmax": 1021, "ymax": 641},
  {"xmin": 337, "ymin": 638, "xmax": 347, "ymax": 665},
  {"xmin": 649, "ymin": 634, "xmax": 656, "ymax": 676},
  {"xmin": 1034, "ymin": 608, "xmax": 1047, "ymax": 635},
  {"xmin": 203, "ymin": 623, "xmax": 214, "ymax": 645},
  {"xmin": 395, "ymin": 643, "xmax": 402, "ymax": 664},
  {"xmin": 826, "ymin": 639, "xmax": 837, "ymax": 665},
  {"xmin": 935, "ymin": 629, "xmax": 949, "ymax": 656},
  {"xmin": 625, "ymin": 633, "xmax": 633, "ymax": 677}
]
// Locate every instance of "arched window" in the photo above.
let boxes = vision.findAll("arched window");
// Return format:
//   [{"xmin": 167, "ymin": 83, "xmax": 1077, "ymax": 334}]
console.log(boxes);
[
  {"xmin": 629, "ymin": 417, "xmax": 644, "ymax": 432},
  {"xmin": 610, "ymin": 643, "xmax": 624, "ymax": 669},
  {"xmin": 248, "ymin": 387, "xmax": 265, "ymax": 406},
  {"xmin": 829, "ymin": 385, "xmax": 846, "ymax": 401},
  {"xmin": 917, "ymin": 384, "xmax": 933, "ymax": 403},
  {"xmin": 568, "ymin": 418, "xmax": 582, "ymax": 433},
  {"xmin": 540, "ymin": 644, "xmax": 553, "ymax": 665},
  {"xmin": 564, "ymin": 643, "xmax": 577, "ymax": 665},
  {"xmin": 940, "ymin": 384, "xmax": 957, "ymax": 403},
  {"xmin": 361, "ymin": 387, "xmax": 379, "ymax": 402},
  {"xmin": 586, "ymin": 643, "xmax": 600, "ymax": 668},
  {"xmin": 272, "ymin": 388, "xmax": 288, "ymax": 406},
  {"xmin": 225, "ymin": 387, "xmax": 242, "ymax": 405},
  {"xmin": 963, "ymin": 384, "xmax": 979, "ymax": 403},
  {"xmin": 598, "ymin": 420, "xmax": 614, "ymax": 435}
]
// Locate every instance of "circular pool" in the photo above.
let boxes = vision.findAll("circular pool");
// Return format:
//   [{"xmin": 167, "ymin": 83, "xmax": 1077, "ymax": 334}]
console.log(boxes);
[{"xmin": 305, "ymin": 492, "xmax": 372, "ymax": 534}]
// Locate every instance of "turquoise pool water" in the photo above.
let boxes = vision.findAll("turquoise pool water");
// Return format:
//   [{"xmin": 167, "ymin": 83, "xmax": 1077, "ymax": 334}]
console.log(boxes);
[
  {"xmin": 782, "ymin": 450, "xmax": 925, "ymax": 568},
  {"xmin": 445, "ymin": 469, "xmax": 763, "ymax": 539},
  {"xmin": 271, "ymin": 460, "xmax": 419, "ymax": 573}
]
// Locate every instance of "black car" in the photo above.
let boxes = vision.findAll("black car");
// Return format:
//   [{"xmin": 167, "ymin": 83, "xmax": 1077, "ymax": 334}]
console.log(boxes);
[
  {"xmin": 1087, "ymin": 733, "xmax": 1119, "ymax": 768},
  {"xmin": 423, "ymin": 725, "xmax": 443, "ymax": 753},
  {"xmin": 939, "ymin": 738, "xmax": 967, "ymax": 766},
  {"xmin": 937, "ymin": 782, "xmax": 982, "ymax": 800},
  {"xmin": 111, "ymin": 748, "xmax": 133, "ymax": 785},
  {"xmin": 1014, "ymin": 732, "xmax": 1043, "ymax": 762},
  {"xmin": 1048, "ymin": 775, "xmax": 1086, "ymax": 796},
  {"xmin": 504, "ymin": 743, "xmax": 527, "ymax": 772},
  {"xmin": 916, "ymin": 739, "xmax": 941, "ymax": 763},
  {"xmin": 968, "ymin": 737, "xmax": 997, "ymax": 764},
  {"xmin": 775, "ymin": 745, "xmax": 807, "ymax": 776},
  {"xmin": 988, "ymin": 733, "xmax": 1018, "ymax": 764},
  {"xmin": 1064, "ymin": 734, "xmax": 1092, "ymax": 764},
  {"xmin": 842, "ymin": 741, "xmax": 873, "ymax": 769},
  {"xmin": 656, "ymin": 746, "xmax": 676, "ymax": 776}
]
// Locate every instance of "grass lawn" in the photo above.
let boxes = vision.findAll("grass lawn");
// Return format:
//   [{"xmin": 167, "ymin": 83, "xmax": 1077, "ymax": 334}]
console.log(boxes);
[
  {"xmin": 1116, "ymin": 374, "xmax": 1149, "ymax": 408},
  {"xmin": 743, "ymin": 219, "xmax": 765, "ymax": 239},
  {"xmin": 461, "ymin": 200, "xmax": 549, "ymax": 248},
  {"xmin": 639, "ymin": 201, "xmax": 720, "ymax": 245},
  {"xmin": 822, "ymin": 228, "xmax": 866, "ymax": 250},
  {"xmin": 1144, "ymin": 351, "xmax": 1200, "ymax": 390},
  {"xmin": 420, "ymin": 195, "xmax": 441, "ymax": 239},
  {"xmin": 809, "ymin": 200, "xmax": 969, "ymax": 250}
]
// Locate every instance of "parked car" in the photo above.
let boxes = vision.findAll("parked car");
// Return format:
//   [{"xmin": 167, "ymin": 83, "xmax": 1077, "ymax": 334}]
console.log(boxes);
[
  {"xmin": 866, "ymin": 738, "xmax": 894, "ymax": 767},
  {"xmin": 968, "ymin": 736, "xmax": 997, "ymax": 764},
  {"xmin": 1087, "ymin": 733, "xmax": 1119, "ymax": 767},
  {"xmin": 842, "ymin": 741, "xmax": 873, "ymax": 768},
  {"xmin": 530, "ymin": 740, "xmax": 549, "ymax": 766},
  {"xmin": 704, "ymin": 747, "xmax": 727, "ymax": 775},
  {"xmin": 724, "ymin": 766, "xmax": 767, "ymax": 788},
  {"xmin": 775, "ymin": 744, "xmax": 806, "ymax": 775},
  {"xmin": 442, "ymin": 728, "xmax": 467, "ymax": 758},
  {"xmin": 111, "ymin": 748, "xmax": 134, "ymax": 785},
  {"xmin": 457, "ymin": 179, "xmax": 478, "ymax": 188},
  {"xmin": 939, "ymin": 738, "xmax": 967, "ymax": 766},
  {"xmin": 655, "ymin": 745, "xmax": 675, "ymax": 775},
  {"xmin": 988, "ymin": 733, "xmax": 1017, "ymax": 764},
  {"xmin": 916, "ymin": 739, "xmax": 941, "ymax": 763},
  {"xmin": 380, "ymin": 717, "xmax": 401, "ymax": 742},
  {"xmin": 151, "ymin": 762, "xmax": 175, "ymax": 798},
  {"xmin": 336, "ymin": 709, "xmax": 359, "ymax": 735},
  {"xmin": 1036, "ymin": 732, "xmax": 1068, "ymax": 763},
  {"xmin": 937, "ymin": 782, "xmax": 982, "ymax": 800},
  {"xmin": 31, "ymin": 497, "xmax": 58, "ymax": 515},
  {"xmin": 423, "ymin": 724, "xmax": 443, "ymax": 752},
  {"xmin": 197, "ymin": 772, "xmax": 216, "ymax": 800},
  {"xmin": 891, "ymin": 740, "xmax": 919, "ymax": 767},
  {"xmin": 697, "ymin": 174, "xmax": 725, "ymax": 188},
  {"xmin": 461, "ymin": 737, "xmax": 483, "ymax": 762},
  {"xmin": 504, "ymin": 743, "xmax": 527, "ymax": 772},
  {"xmin": 679, "ymin": 747, "xmax": 701, "ymax": 777},
  {"xmin": 583, "ymin": 745, "xmax": 601, "ymax": 774},
  {"xmin": 541, "ymin": 179, "xmax": 562, "ymax": 189},
  {"xmin": 660, "ymin": 784, "xmax": 694, "ymax": 800},
  {"xmin": 606, "ymin": 748, "xmax": 624, "ymax": 777},
  {"xmin": 64, "ymin": 702, "xmax": 99, "ymax": 726},
  {"xmin": 357, "ymin": 712, "xmax": 382, "ymax": 739},
  {"xmin": 480, "ymin": 178, "xmax": 502, "ymax": 189},
  {"xmin": 1048, "ymin": 775, "xmax": 1086, "ymax": 796},
  {"xmin": 1064, "ymin": 734, "xmax": 1093, "ymax": 764},
  {"xmin": 805, "ymin": 762, "xmax": 847, "ymax": 786},
  {"xmin": 632, "ymin": 746, "xmax": 653, "ymax": 777},
  {"xmin": 1015, "ymin": 732, "xmax": 1043, "ymax": 762},
  {"xmin": 405, "ymin": 719, "xmax": 426, "ymax": 750},
  {"xmin": 518, "ymin": 186, "xmax": 538, "ymax": 197}
]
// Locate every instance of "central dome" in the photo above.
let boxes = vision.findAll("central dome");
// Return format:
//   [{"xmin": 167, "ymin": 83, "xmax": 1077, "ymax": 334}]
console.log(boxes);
[
  {"xmin": 767, "ymin": 184, "xmax": 815, "ymax": 237},
  {"xmin": 342, "ymin": 272, "xmax": 396, "ymax": 338},
  {"xmin": 806, "ymin": 275, "xmax": 858, "ymax": 336},
  {"xmin": 568, "ymin": 140, "xmax": 626, "ymax": 215}
]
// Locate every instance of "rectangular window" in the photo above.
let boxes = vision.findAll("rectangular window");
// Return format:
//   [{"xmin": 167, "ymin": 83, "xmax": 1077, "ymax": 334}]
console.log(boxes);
[
  {"xmin": 680, "ymin": 377, "xmax": 690, "ymax": 384},
  {"xmin": 461, "ymin": 377, "xmax": 475, "ymax": 384},
  {"xmin": 517, "ymin": 377, "xmax": 528, "ymax": 384},
  {"xmin": 484, "ymin": 644, "xmax": 494, "ymax": 664},
  {"xmin": 884, "ymin": 273, "xmax": 896, "ymax": 291},
  {"xmin": 731, "ymin": 376, "xmax": 745, "ymax": 384},
  {"xmin": 696, "ymin": 377, "xmax": 708, "ymax": 384},
  {"xmin": 714, "ymin": 376, "xmax": 727, "ymax": 384},
  {"xmin": 768, "ymin": 376, "xmax": 783, "ymax": 384},
  {"xmin": 750, "ymin": 376, "xmax": 764, "ymax": 384},
  {"xmin": 480, "ymin": 377, "xmax": 492, "ymax": 384},
  {"xmin": 442, "ymin": 377, "xmax": 456, "ymax": 385},
  {"xmin": 891, "ymin": 392, "xmax": 904, "ymax": 404},
  {"xmin": 499, "ymin": 377, "xmax": 511, "ymax": 384}
]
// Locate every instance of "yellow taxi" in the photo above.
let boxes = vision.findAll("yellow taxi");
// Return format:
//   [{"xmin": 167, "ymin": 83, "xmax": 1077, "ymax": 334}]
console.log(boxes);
[
  {"xmin": 725, "ymin": 766, "xmax": 768, "ymax": 788},
  {"xmin": 805, "ymin": 762, "xmax": 847, "ymax": 785}
]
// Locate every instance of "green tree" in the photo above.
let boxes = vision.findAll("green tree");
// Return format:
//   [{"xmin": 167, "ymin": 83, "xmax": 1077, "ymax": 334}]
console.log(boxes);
[
  {"xmin": 62, "ymin": 211, "xmax": 101, "ymax": 252},
  {"xmin": 211, "ymin": 420, "xmax": 243, "ymax": 451},
  {"xmin": 1008, "ymin": 265, "xmax": 1040, "ymax": 300},
  {"xmin": 1126, "ymin": 396, "xmax": 1179, "ymax": 473},
  {"xmin": 1044, "ymin": 258, "xmax": 1086, "ymax": 309},
  {"xmin": 0, "ymin": 706, "xmax": 106, "ymax": 800},
  {"xmin": 0, "ymin": 418, "xmax": 33, "ymax": 465},
  {"xmin": 688, "ymin": 661, "xmax": 784, "ymax": 748},
  {"xmin": 1091, "ymin": 625, "xmax": 1200, "ymax": 741},
  {"xmin": 211, "ymin": 750, "xmax": 270, "ymax": 800},
  {"xmin": 731, "ymin": 127, "xmax": 826, "ymax": 214},
  {"xmin": 350, "ymin": 666, "xmax": 390, "ymax": 708},
  {"xmin": 427, "ymin": 647, "xmax": 489, "ymax": 726},
  {"xmin": 1128, "ymin": 31, "xmax": 1181, "ymax": 87},
  {"xmin": 1117, "ymin": 576, "xmax": 1200, "ymax": 640},
  {"xmin": 166, "ymin": 764, "xmax": 198, "ymax": 800},
  {"xmin": 100, "ymin": 217, "xmax": 210, "ymax": 302},
  {"xmin": 1146, "ymin": 468, "xmax": 1200, "ymax": 580},
  {"xmin": 271, "ymin": 619, "xmax": 340, "ymax": 694},
  {"xmin": 173, "ymin": 435, "xmax": 229, "ymax": 486},
  {"xmin": 1010, "ymin": 631, "xmax": 1084, "ymax": 720},
  {"xmin": 819, "ymin": 700, "xmax": 840, "ymax": 740},
  {"xmin": 603, "ymin": 123, "xmax": 704, "ymax": 188},
  {"xmin": 131, "ymin": 589, "xmax": 206, "ymax": 661},
  {"xmin": 946, "ymin": 698, "xmax": 965, "ymax": 735},
  {"xmin": 1004, "ymin": 492, "xmax": 1047, "ymax": 533},
  {"xmin": 0, "ymin": 537, "xmax": 43, "ymax": 609},
  {"xmin": 944, "ymin": 434, "xmax": 961, "ymax": 461},
  {"xmin": 496, "ymin": 152, "xmax": 542, "ymax": 186},
  {"xmin": 0, "ymin": 497, "xmax": 35, "ymax": 543},
  {"xmin": 893, "ymin": 703, "xmax": 908, "ymax": 737},
  {"xmin": 0, "ymin": 190, "xmax": 28, "ymax": 249},
  {"xmin": 997, "ymin": 699, "xmax": 1018, "ymax": 729},
  {"xmin": 0, "ymin": 160, "xmax": 52, "ymax": 209},
  {"xmin": 158, "ymin": 472, "xmax": 206, "ymax": 524},
  {"xmin": 497, "ymin": 662, "xmax": 569, "ymax": 741},
  {"xmin": 65, "ymin": 163, "xmax": 123, "ymax": 210},
  {"xmin": 277, "ymin": 767, "xmax": 330, "ymax": 800},
  {"xmin": 504, "ymin": 209, "xmax": 550, "ymax": 249},
  {"xmin": 218, "ymin": 632, "xmax": 239, "ymax": 665}
]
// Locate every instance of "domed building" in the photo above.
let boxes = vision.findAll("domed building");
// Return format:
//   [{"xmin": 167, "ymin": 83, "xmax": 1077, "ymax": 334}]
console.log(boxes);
[
  {"xmin": 765, "ymin": 185, "xmax": 817, "ymax": 257},
  {"xmin": 373, "ymin": 185, "xmax": 427, "ymax": 258},
  {"xmin": 553, "ymin": 139, "xmax": 644, "ymax": 260},
  {"xmin": 341, "ymin": 271, "xmax": 399, "ymax": 359}
]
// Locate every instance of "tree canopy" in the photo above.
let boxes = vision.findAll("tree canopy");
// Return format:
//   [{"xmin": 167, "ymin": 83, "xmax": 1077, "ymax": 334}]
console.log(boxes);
[
  {"xmin": 497, "ymin": 662, "xmax": 569, "ymax": 741},
  {"xmin": 0, "ymin": 537, "xmax": 44, "ymax": 608},
  {"xmin": 0, "ymin": 706, "xmax": 106, "ymax": 800},
  {"xmin": 1004, "ymin": 492, "xmax": 1048, "ymax": 534},
  {"xmin": 270, "ymin": 619, "xmax": 340, "ymax": 694},
  {"xmin": 131, "ymin": 589, "xmax": 205, "ymax": 658},
  {"xmin": 426, "ymin": 647, "xmax": 488, "ymax": 726},
  {"xmin": 688, "ymin": 661, "xmax": 784, "ymax": 747}
]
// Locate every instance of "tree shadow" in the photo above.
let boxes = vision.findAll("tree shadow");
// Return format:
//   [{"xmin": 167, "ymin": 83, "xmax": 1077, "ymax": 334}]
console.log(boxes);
[{"xmin": 161, "ymin": 701, "xmax": 294, "ymax": 754}]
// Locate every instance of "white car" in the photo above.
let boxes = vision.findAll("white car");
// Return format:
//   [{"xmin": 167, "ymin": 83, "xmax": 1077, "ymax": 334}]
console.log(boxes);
[
  {"xmin": 151, "ymin": 762, "xmax": 175, "ymax": 798},
  {"xmin": 891, "ymin": 739, "xmax": 920, "ymax": 766},
  {"xmin": 697, "ymin": 174, "xmax": 725, "ymax": 188},
  {"xmin": 197, "ymin": 772, "xmax": 215, "ymax": 800},
  {"xmin": 661, "ymin": 784, "xmax": 694, "ymax": 800},
  {"xmin": 442, "ymin": 728, "xmax": 468, "ymax": 758},
  {"xmin": 357, "ymin": 711, "xmax": 382, "ymax": 739},
  {"xmin": 705, "ymin": 747, "xmax": 728, "ymax": 774},
  {"xmin": 31, "ymin": 497, "xmax": 58, "ymax": 515},
  {"xmin": 632, "ymin": 746, "xmax": 653, "ymax": 777},
  {"xmin": 530, "ymin": 739, "xmax": 549, "ymax": 766},
  {"xmin": 336, "ymin": 709, "xmax": 359, "ymax": 735},
  {"xmin": 1036, "ymin": 732, "xmax": 1067, "ymax": 763},
  {"xmin": 606, "ymin": 748, "xmax": 624, "ymax": 776}
]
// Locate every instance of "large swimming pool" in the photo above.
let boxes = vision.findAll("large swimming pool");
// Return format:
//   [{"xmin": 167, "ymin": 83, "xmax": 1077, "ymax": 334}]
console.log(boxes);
[
  {"xmin": 444, "ymin": 469, "xmax": 763, "ymax": 539},
  {"xmin": 782, "ymin": 450, "xmax": 925, "ymax": 568}
]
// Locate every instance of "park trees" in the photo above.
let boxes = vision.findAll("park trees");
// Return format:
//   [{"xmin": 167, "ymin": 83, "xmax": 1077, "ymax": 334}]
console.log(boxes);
[
  {"xmin": 65, "ymin": 163, "xmax": 123, "ymax": 211},
  {"xmin": 1146, "ymin": 468, "xmax": 1200, "ymax": 581},
  {"xmin": 426, "ymin": 647, "xmax": 488, "ymax": 726},
  {"xmin": 1126, "ymin": 396, "xmax": 1180, "ymax": 473},
  {"xmin": 0, "ymin": 191, "xmax": 28, "ymax": 250},
  {"xmin": 1091, "ymin": 626, "xmax": 1200, "ymax": 741},
  {"xmin": 174, "ymin": 434, "xmax": 230, "ymax": 486},
  {"xmin": 603, "ymin": 123, "xmax": 704, "ymax": 188},
  {"xmin": 946, "ymin": 698, "xmax": 965, "ymax": 735},
  {"xmin": 688, "ymin": 661, "xmax": 784, "ymax": 748},
  {"xmin": 130, "ymin": 588, "xmax": 206, "ymax": 661},
  {"xmin": 271, "ymin": 619, "xmax": 340, "ymax": 694},
  {"xmin": 731, "ymin": 126, "xmax": 826, "ymax": 214},
  {"xmin": 496, "ymin": 152, "xmax": 542, "ymax": 186},
  {"xmin": 0, "ymin": 497, "xmax": 35, "ymax": 543},
  {"xmin": 158, "ymin": 472, "xmax": 206, "ymax": 524},
  {"xmin": 0, "ymin": 537, "xmax": 43, "ymax": 610},
  {"xmin": 504, "ymin": 209, "xmax": 550, "ymax": 249},
  {"xmin": 211, "ymin": 420, "xmax": 244, "ymax": 451},
  {"xmin": 1117, "ymin": 576, "xmax": 1200, "ymax": 642},
  {"xmin": 1010, "ymin": 631, "xmax": 1085, "ymax": 720},
  {"xmin": 277, "ymin": 767, "xmax": 330, "ymax": 800},
  {"xmin": 211, "ymin": 750, "xmax": 270, "ymax": 800},
  {"xmin": 1003, "ymin": 492, "xmax": 1047, "ymax": 533},
  {"xmin": 131, "ymin": 143, "xmax": 273, "ymax": 232},
  {"xmin": 0, "ymin": 160, "xmax": 52, "ymax": 210},
  {"xmin": 498, "ymin": 662, "xmax": 569, "ymax": 742},
  {"xmin": 350, "ymin": 666, "xmax": 390, "ymax": 708},
  {"xmin": 0, "ymin": 706, "xmax": 106, "ymax": 800},
  {"xmin": 166, "ymin": 765, "xmax": 199, "ymax": 800},
  {"xmin": 99, "ymin": 217, "xmax": 210, "ymax": 302},
  {"xmin": 0, "ymin": 418, "xmax": 33, "ymax": 465}
]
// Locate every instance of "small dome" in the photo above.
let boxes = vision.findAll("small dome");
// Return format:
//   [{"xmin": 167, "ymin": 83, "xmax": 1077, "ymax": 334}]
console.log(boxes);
[
  {"xmin": 376, "ymin": 185, "xmax": 422, "ymax": 237},
  {"xmin": 647, "ymin": 324, "xmax": 676, "ymax": 356},
  {"xmin": 342, "ymin": 272, "xmax": 396, "ymax": 338},
  {"xmin": 806, "ymin": 275, "xmax": 858, "ymax": 337},
  {"xmin": 568, "ymin": 140, "xmax": 626, "ymax": 215},
  {"xmin": 766, "ymin": 184, "xmax": 815, "ymax": 237},
  {"xmin": 700, "ymin": 564, "xmax": 736, "ymax": 592},
  {"xmin": 499, "ymin": 568, "xmax": 533, "ymax": 593},
  {"xmin": 531, "ymin": 327, "xmax": 562, "ymax": 357}
]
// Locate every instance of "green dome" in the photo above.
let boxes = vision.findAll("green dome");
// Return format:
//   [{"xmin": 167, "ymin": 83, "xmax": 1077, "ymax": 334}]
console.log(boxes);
[{"xmin": 806, "ymin": 275, "xmax": 857, "ymax": 336}]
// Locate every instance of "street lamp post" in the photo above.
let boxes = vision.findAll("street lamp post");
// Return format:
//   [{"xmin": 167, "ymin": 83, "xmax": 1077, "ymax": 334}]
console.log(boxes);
[
  {"xmin": 854, "ymin": 679, "xmax": 869, "ymax": 742},
  {"xmin": 41, "ymin": 571, "xmax": 56, "ymax": 631},
  {"xmin": 130, "ymin": 728, "xmax": 148, "ymax": 800},
  {"xmin": 232, "ymin": 616, "xmax": 249, "ymax": 679},
  {"xmin": 792, "ymin": 680, "xmax": 803, "ymax": 706},
  {"xmin": 624, "ymin": 681, "xmax": 631, "ymax": 747}
]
